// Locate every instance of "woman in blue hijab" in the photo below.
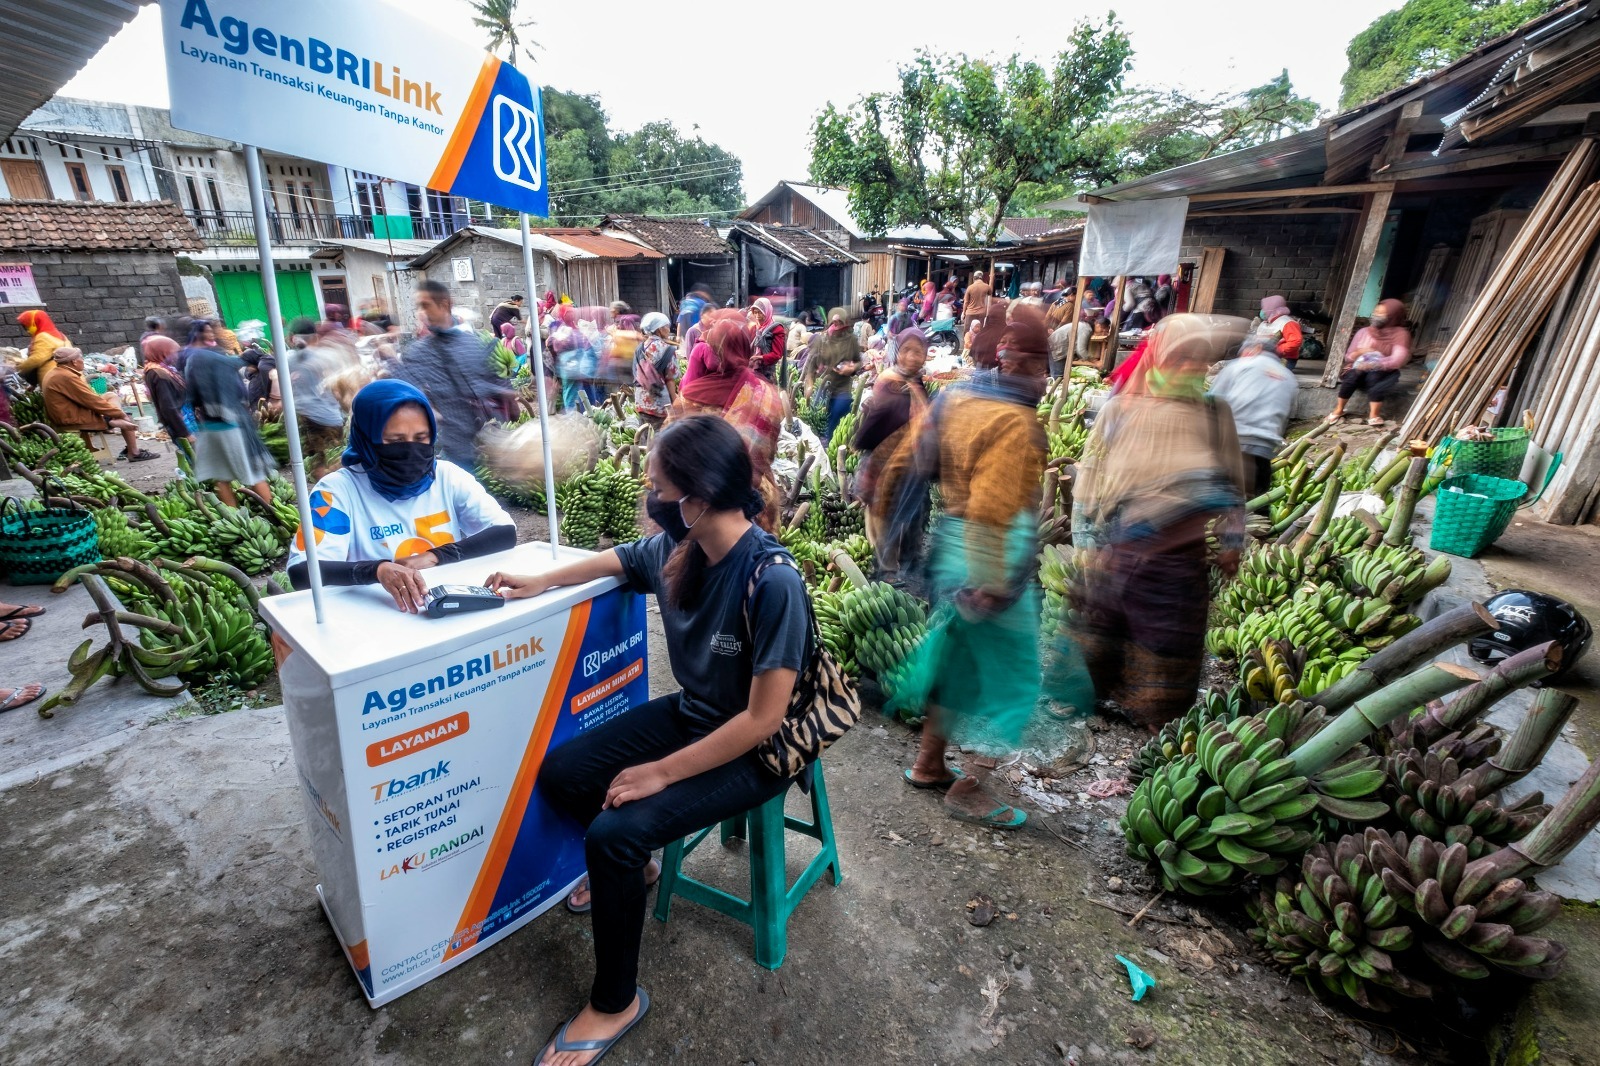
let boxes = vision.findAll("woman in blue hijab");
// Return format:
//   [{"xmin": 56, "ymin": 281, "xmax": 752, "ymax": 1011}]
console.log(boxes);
[{"xmin": 286, "ymin": 380, "xmax": 517, "ymax": 612}]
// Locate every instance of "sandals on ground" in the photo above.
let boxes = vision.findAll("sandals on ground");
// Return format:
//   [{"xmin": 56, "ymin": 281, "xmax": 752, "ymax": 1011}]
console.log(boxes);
[
  {"xmin": 0, "ymin": 683, "xmax": 46, "ymax": 712},
  {"xmin": 904, "ymin": 766, "xmax": 966, "ymax": 791},
  {"xmin": 948, "ymin": 804, "xmax": 1028, "ymax": 830},
  {"xmin": 565, "ymin": 860, "xmax": 662, "ymax": 915},
  {"xmin": 536, "ymin": 987, "xmax": 650, "ymax": 1066},
  {"xmin": 0, "ymin": 605, "xmax": 44, "ymax": 621},
  {"xmin": 0, "ymin": 619, "xmax": 31, "ymax": 642}
]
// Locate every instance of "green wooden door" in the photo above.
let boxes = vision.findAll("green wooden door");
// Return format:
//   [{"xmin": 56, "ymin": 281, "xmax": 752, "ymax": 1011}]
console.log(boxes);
[{"xmin": 213, "ymin": 270, "xmax": 319, "ymax": 329}]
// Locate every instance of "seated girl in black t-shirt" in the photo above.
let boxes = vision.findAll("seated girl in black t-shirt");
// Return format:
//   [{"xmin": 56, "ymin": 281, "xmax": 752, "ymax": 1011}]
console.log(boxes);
[{"xmin": 487, "ymin": 416, "xmax": 808, "ymax": 1066}]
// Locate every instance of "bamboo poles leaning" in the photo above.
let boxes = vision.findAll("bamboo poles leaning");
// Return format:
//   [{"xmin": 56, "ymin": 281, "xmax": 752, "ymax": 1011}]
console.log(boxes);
[{"xmin": 1400, "ymin": 138, "xmax": 1600, "ymax": 441}]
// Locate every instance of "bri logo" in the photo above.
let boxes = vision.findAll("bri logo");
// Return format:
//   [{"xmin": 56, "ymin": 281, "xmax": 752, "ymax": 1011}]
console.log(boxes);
[
  {"xmin": 370, "ymin": 759, "xmax": 449, "ymax": 803},
  {"xmin": 492, "ymin": 95, "xmax": 542, "ymax": 192},
  {"xmin": 583, "ymin": 632, "xmax": 643, "ymax": 677}
]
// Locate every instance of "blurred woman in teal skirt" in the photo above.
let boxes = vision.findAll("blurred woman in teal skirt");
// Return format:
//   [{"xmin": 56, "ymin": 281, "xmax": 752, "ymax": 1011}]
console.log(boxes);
[{"xmin": 884, "ymin": 308, "xmax": 1052, "ymax": 829}]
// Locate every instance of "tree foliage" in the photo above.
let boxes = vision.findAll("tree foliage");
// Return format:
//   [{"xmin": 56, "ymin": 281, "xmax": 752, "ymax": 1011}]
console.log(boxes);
[
  {"xmin": 468, "ymin": 0, "xmax": 537, "ymax": 66},
  {"xmin": 808, "ymin": 21, "xmax": 1133, "ymax": 244},
  {"xmin": 537, "ymin": 89, "xmax": 743, "ymax": 224},
  {"xmin": 1339, "ymin": 0, "xmax": 1557, "ymax": 109}
]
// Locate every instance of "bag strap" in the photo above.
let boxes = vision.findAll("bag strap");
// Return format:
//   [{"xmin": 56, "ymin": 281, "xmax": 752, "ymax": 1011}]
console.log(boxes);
[{"xmin": 742, "ymin": 550, "xmax": 824, "ymax": 648}]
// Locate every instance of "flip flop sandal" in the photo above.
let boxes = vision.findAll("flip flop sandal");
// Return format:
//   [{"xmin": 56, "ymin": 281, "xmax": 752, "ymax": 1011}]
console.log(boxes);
[
  {"xmin": 565, "ymin": 864, "xmax": 662, "ymax": 914},
  {"xmin": 904, "ymin": 767, "xmax": 967, "ymax": 790},
  {"xmin": 0, "ymin": 684, "xmax": 45, "ymax": 713},
  {"xmin": 536, "ymin": 987, "xmax": 650, "ymax": 1066},
  {"xmin": 1323, "ymin": 413, "xmax": 1345, "ymax": 424},
  {"xmin": 1367, "ymin": 418, "xmax": 1387, "ymax": 427},
  {"xmin": 948, "ymin": 804, "xmax": 1028, "ymax": 830},
  {"xmin": 0, "ymin": 619, "xmax": 31, "ymax": 642},
  {"xmin": 0, "ymin": 605, "xmax": 44, "ymax": 621}
]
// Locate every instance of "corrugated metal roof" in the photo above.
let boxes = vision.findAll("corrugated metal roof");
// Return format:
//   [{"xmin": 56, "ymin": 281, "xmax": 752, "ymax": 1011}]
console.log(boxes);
[
  {"xmin": 729, "ymin": 222, "xmax": 862, "ymax": 265},
  {"xmin": 535, "ymin": 229, "xmax": 663, "ymax": 260},
  {"xmin": 311, "ymin": 238, "xmax": 441, "ymax": 259},
  {"xmin": 1065, "ymin": 127, "xmax": 1328, "ymax": 204},
  {"xmin": 0, "ymin": 0, "xmax": 146, "ymax": 141},
  {"xmin": 408, "ymin": 226, "xmax": 592, "ymax": 269}
]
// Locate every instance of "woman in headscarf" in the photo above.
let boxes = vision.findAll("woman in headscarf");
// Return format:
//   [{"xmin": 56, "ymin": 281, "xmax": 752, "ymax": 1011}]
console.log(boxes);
[
  {"xmin": 1153, "ymin": 274, "xmax": 1176, "ymax": 315},
  {"xmin": 175, "ymin": 318, "xmax": 219, "ymax": 376},
  {"xmin": 966, "ymin": 296, "xmax": 1010, "ymax": 370},
  {"xmin": 887, "ymin": 307, "xmax": 1053, "ymax": 828},
  {"xmin": 285, "ymin": 380, "xmax": 516, "ymax": 612},
  {"xmin": 915, "ymin": 278, "xmax": 936, "ymax": 323},
  {"xmin": 670, "ymin": 318, "xmax": 786, "ymax": 530},
  {"xmin": 1046, "ymin": 298, "xmax": 1076, "ymax": 378},
  {"xmin": 210, "ymin": 317, "xmax": 244, "ymax": 356},
  {"xmin": 548, "ymin": 303, "xmax": 587, "ymax": 411},
  {"xmin": 1254, "ymin": 294, "xmax": 1303, "ymax": 368},
  {"xmin": 803, "ymin": 307, "xmax": 862, "ymax": 443},
  {"xmin": 1073, "ymin": 314, "xmax": 1250, "ymax": 733},
  {"xmin": 15, "ymin": 309, "xmax": 68, "ymax": 387},
  {"xmin": 854, "ymin": 326, "xmax": 932, "ymax": 581},
  {"xmin": 746, "ymin": 297, "xmax": 787, "ymax": 382},
  {"xmin": 1327, "ymin": 298, "xmax": 1411, "ymax": 427},
  {"xmin": 886, "ymin": 297, "xmax": 916, "ymax": 338},
  {"xmin": 633, "ymin": 312, "xmax": 679, "ymax": 427},
  {"xmin": 186, "ymin": 336, "xmax": 275, "ymax": 508},
  {"xmin": 141, "ymin": 334, "xmax": 193, "ymax": 456}
]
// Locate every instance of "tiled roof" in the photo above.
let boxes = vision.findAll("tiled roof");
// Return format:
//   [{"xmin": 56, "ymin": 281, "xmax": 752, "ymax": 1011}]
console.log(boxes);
[
  {"xmin": 729, "ymin": 221, "xmax": 862, "ymax": 266},
  {"xmin": 0, "ymin": 199, "xmax": 203, "ymax": 252},
  {"xmin": 602, "ymin": 214, "xmax": 732, "ymax": 257},
  {"xmin": 1001, "ymin": 217, "xmax": 1077, "ymax": 240}
]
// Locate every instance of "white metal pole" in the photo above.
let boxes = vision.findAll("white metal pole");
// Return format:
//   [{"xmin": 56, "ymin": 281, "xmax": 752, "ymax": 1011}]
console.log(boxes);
[
  {"xmin": 520, "ymin": 212, "xmax": 560, "ymax": 558},
  {"xmin": 246, "ymin": 144, "xmax": 326, "ymax": 622}
]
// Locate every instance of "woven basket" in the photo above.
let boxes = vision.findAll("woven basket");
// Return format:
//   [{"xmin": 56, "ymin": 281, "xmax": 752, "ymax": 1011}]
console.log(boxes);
[
  {"xmin": 1429, "ymin": 474, "xmax": 1527, "ymax": 558},
  {"xmin": 0, "ymin": 492, "xmax": 101, "ymax": 584},
  {"xmin": 1433, "ymin": 427, "xmax": 1529, "ymax": 480}
]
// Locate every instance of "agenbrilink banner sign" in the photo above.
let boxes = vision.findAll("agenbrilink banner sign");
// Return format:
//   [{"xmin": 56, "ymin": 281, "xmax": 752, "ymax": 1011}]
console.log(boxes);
[{"xmin": 159, "ymin": 0, "xmax": 548, "ymax": 216}]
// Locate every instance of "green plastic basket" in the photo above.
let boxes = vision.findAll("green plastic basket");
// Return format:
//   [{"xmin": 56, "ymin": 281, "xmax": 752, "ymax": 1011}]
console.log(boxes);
[
  {"xmin": 1429, "ymin": 474, "xmax": 1527, "ymax": 558},
  {"xmin": 0, "ymin": 493, "xmax": 101, "ymax": 584},
  {"xmin": 1433, "ymin": 427, "xmax": 1529, "ymax": 480}
]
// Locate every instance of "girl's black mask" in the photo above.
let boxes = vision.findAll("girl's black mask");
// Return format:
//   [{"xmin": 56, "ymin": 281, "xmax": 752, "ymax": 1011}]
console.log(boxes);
[{"xmin": 645, "ymin": 491, "xmax": 691, "ymax": 542}]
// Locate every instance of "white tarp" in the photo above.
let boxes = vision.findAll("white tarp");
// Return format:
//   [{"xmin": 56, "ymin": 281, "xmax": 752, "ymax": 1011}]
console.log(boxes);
[{"xmin": 1081, "ymin": 197, "xmax": 1189, "ymax": 277}]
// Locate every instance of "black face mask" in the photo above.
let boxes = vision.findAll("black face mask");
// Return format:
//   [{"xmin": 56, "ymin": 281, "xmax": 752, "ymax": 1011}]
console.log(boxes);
[
  {"xmin": 373, "ymin": 441, "xmax": 435, "ymax": 487},
  {"xmin": 645, "ymin": 491, "xmax": 691, "ymax": 542}
]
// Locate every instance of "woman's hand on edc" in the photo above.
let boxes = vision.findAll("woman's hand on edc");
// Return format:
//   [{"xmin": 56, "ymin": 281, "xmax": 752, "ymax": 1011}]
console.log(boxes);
[{"xmin": 376, "ymin": 560, "xmax": 428, "ymax": 614}]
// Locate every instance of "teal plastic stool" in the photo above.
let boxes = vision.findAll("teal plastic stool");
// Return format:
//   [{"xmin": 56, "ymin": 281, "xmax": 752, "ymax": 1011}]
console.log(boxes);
[{"xmin": 652, "ymin": 760, "xmax": 841, "ymax": 969}]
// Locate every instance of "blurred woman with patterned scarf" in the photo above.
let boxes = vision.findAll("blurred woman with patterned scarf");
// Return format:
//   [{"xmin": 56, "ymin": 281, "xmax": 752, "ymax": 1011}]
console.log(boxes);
[
  {"xmin": 15, "ymin": 309, "xmax": 68, "ymax": 387},
  {"xmin": 1072, "ymin": 314, "xmax": 1250, "ymax": 732}
]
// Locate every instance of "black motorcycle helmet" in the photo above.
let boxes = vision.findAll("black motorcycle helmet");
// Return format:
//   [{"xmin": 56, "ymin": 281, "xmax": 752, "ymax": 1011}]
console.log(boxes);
[{"xmin": 1469, "ymin": 590, "xmax": 1592, "ymax": 678}]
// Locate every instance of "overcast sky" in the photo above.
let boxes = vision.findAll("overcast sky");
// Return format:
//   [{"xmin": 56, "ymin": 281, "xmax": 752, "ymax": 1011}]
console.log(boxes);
[{"xmin": 60, "ymin": 0, "xmax": 1402, "ymax": 203}]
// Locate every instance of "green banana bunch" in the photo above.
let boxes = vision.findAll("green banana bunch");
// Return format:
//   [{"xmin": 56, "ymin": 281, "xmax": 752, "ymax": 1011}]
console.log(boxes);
[
  {"xmin": 1124, "ymin": 701, "xmax": 1331, "ymax": 894},
  {"xmin": 838, "ymin": 581, "xmax": 926, "ymax": 636},
  {"xmin": 257, "ymin": 416, "xmax": 291, "ymax": 466},
  {"xmin": 1129, "ymin": 686, "xmax": 1246, "ymax": 784},
  {"xmin": 155, "ymin": 516, "xmax": 216, "ymax": 559},
  {"xmin": 591, "ymin": 457, "xmax": 644, "ymax": 542},
  {"xmin": 131, "ymin": 568, "xmax": 275, "ymax": 688},
  {"xmin": 1320, "ymin": 513, "xmax": 1378, "ymax": 555},
  {"xmin": 1247, "ymin": 834, "xmax": 1435, "ymax": 1011},
  {"xmin": 93, "ymin": 508, "xmax": 156, "ymax": 560},
  {"xmin": 555, "ymin": 471, "xmax": 607, "ymax": 550},
  {"xmin": 1341, "ymin": 545, "xmax": 1452, "ymax": 606},
  {"xmin": 812, "ymin": 587, "xmax": 854, "ymax": 668},
  {"xmin": 9, "ymin": 391, "xmax": 47, "ymax": 429}
]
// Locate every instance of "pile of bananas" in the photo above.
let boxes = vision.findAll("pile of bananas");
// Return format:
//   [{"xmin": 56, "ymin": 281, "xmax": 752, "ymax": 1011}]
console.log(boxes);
[
  {"xmin": 1212, "ymin": 542, "xmax": 1334, "ymax": 623},
  {"xmin": 1039, "ymin": 544, "xmax": 1084, "ymax": 637},
  {"xmin": 1129, "ymin": 687, "xmax": 1248, "ymax": 783},
  {"xmin": 1236, "ymin": 639, "xmax": 1368, "ymax": 706},
  {"xmin": 476, "ymin": 461, "xmax": 546, "ymax": 510},
  {"xmin": 780, "ymin": 526, "xmax": 831, "ymax": 575},
  {"xmin": 1266, "ymin": 444, "xmax": 1344, "ymax": 532},
  {"xmin": 1247, "ymin": 835, "xmax": 1433, "ymax": 1010},
  {"xmin": 812, "ymin": 587, "xmax": 857, "ymax": 676},
  {"xmin": 50, "ymin": 466, "xmax": 150, "ymax": 507},
  {"xmin": 1341, "ymin": 545, "xmax": 1453, "ymax": 605},
  {"xmin": 591, "ymin": 456, "xmax": 644, "ymax": 543},
  {"xmin": 93, "ymin": 508, "xmax": 156, "ymax": 559},
  {"xmin": 838, "ymin": 581, "xmax": 927, "ymax": 688},
  {"xmin": 1321, "ymin": 512, "xmax": 1382, "ymax": 555},
  {"xmin": 818, "ymin": 486, "xmax": 864, "ymax": 540},
  {"xmin": 1046, "ymin": 418, "xmax": 1089, "ymax": 463},
  {"xmin": 554, "ymin": 474, "xmax": 607, "ymax": 549},
  {"xmin": 112, "ymin": 560, "xmax": 276, "ymax": 689},
  {"xmin": 154, "ymin": 515, "xmax": 217, "ymax": 559},
  {"xmin": 9, "ymin": 391, "xmax": 46, "ymax": 428},
  {"xmin": 1123, "ymin": 686, "xmax": 1427, "ymax": 896},
  {"xmin": 211, "ymin": 508, "xmax": 284, "ymax": 574},
  {"xmin": 1385, "ymin": 733, "xmax": 1549, "ymax": 859},
  {"xmin": 833, "ymin": 532, "xmax": 872, "ymax": 572},
  {"xmin": 0, "ymin": 420, "xmax": 95, "ymax": 470},
  {"xmin": 258, "ymin": 416, "xmax": 291, "ymax": 467},
  {"xmin": 827, "ymin": 407, "xmax": 860, "ymax": 459},
  {"xmin": 1210, "ymin": 581, "xmax": 1421, "ymax": 663}
]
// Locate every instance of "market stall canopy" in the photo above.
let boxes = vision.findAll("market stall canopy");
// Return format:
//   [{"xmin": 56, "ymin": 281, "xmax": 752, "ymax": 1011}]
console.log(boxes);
[
  {"xmin": 728, "ymin": 221, "xmax": 861, "ymax": 266},
  {"xmin": 309, "ymin": 238, "xmax": 440, "ymax": 261},
  {"xmin": 0, "ymin": 0, "xmax": 147, "ymax": 142}
]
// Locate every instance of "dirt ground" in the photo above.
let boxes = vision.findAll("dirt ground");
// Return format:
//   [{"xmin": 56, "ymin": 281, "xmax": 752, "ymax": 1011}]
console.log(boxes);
[{"xmin": 2, "ymin": 607, "xmax": 1495, "ymax": 1066}]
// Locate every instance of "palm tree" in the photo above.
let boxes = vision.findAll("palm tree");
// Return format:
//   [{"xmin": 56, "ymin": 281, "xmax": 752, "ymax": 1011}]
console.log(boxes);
[{"xmin": 469, "ymin": 0, "xmax": 537, "ymax": 67}]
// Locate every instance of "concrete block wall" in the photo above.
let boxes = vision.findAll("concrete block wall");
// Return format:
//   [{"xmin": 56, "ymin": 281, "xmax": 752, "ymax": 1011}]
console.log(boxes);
[
  {"xmin": 1180, "ymin": 215, "xmax": 1347, "ymax": 321},
  {"xmin": 425, "ymin": 242, "xmax": 528, "ymax": 331},
  {"xmin": 0, "ymin": 250, "xmax": 187, "ymax": 353},
  {"xmin": 678, "ymin": 260, "xmax": 735, "ymax": 307},
  {"xmin": 616, "ymin": 264, "xmax": 659, "ymax": 316}
]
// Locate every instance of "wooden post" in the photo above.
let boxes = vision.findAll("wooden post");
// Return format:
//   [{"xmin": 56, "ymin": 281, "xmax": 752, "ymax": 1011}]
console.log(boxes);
[
  {"xmin": 1100, "ymin": 276, "xmax": 1126, "ymax": 374},
  {"xmin": 1320, "ymin": 187, "xmax": 1395, "ymax": 387}
]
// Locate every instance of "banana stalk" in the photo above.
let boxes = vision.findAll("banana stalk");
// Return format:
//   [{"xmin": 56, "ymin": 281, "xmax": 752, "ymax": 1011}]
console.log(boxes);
[
  {"xmin": 1293, "ymin": 663, "xmax": 1481, "ymax": 778},
  {"xmin": 1369, "ymin": 452, "xmax": 1412, "ymax": 498},
  {"xmin": 1396, "ymin": 642, "xmax": 1562, "ymax": 750},
  {"xmin": 828, "ymin": 547, "xmax": 870, "ymax": 590},
  {"xmin": 1462, "ymin": 688, "xmax": 1578, "ymax": 795},
  {"xmin": 1294, "ymin": 472, "xmax": 1344, "ymax": 554},
  {"xmin": 1308, "ymin": 602, "xmax": 1496, "ymax": 714},
  {"xmin": 1383, "ymin": 456, "xmax": 1430, "ymax": 546},
  {"xmin": 1247, "ymin": 485, "xmax": 1286, "ymax": 513}
]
